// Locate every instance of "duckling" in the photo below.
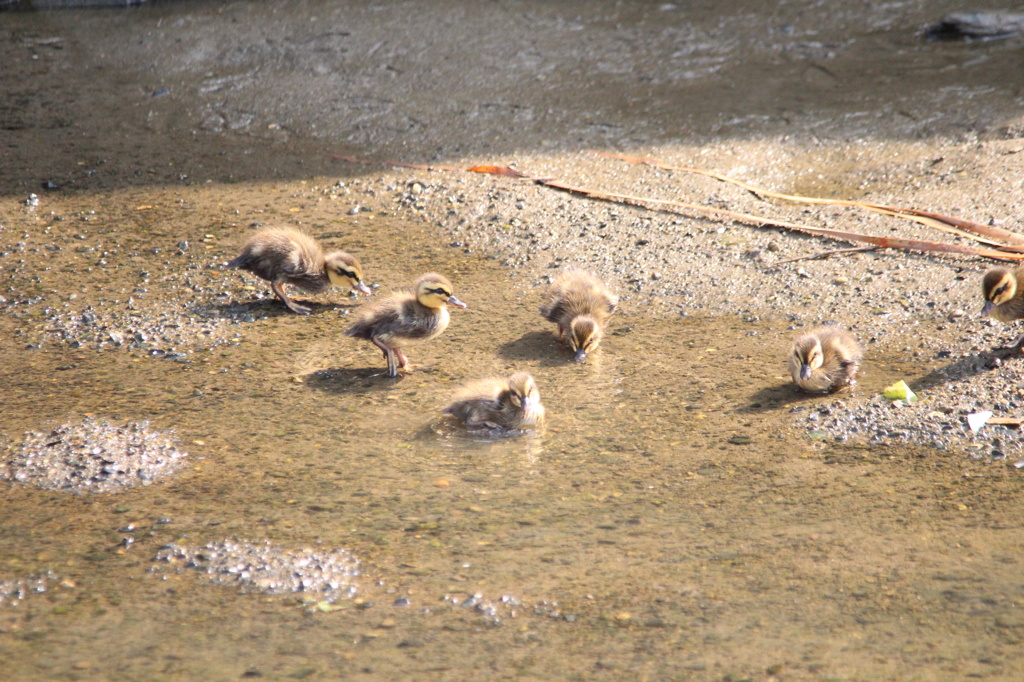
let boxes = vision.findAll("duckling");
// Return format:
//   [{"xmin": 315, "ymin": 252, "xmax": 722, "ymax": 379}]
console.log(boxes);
[
  {"xmin": 788, "ymin": 326, "xmax": 861, "ymax": 393},
  {"xmin": 227, "ymin": 227, "xmax": 370, "ymax": 315},
  {"xmin": 980, "ymin": 266, "xmax": 1024, "ymax": 361},
  {"xmin": 343, "ymin": 272, "xmax": 466, "ymax": 377},
  {"xmin": 539, "ymin": 269, "xmax": 618, "ymax": 363},
  {"xmin": 981, "ymin": 266, "xmax": 1024, "ymax": 321},
  {"xmin": 444, "ymin": 371, "xmax": 545, "ymax": 430}
]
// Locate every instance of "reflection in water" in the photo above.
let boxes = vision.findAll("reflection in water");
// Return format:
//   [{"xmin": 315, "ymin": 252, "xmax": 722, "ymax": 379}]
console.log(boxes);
[{"xmin": 427, "ymin": 417, "xmax": 548, "ymax": 470}]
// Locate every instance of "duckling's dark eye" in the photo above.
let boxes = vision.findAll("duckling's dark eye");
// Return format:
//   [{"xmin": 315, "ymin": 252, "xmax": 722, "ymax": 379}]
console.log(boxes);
[
  {"xmin": 338, "ymin": 269, "xmax": 355, "ymax": 279},
  {"xmin": 431, "ymin": 288, "xmax": 451, "ymax": 297},
  {"xmin": 996, "ymin": 284, "xmax": 1010, "ymax": 297}
]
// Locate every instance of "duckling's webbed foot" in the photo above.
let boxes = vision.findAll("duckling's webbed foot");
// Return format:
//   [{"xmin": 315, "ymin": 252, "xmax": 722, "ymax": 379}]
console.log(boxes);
[
  {"xmin": 981, "ymin": 335, "xmax": 1024, "ymax": 367},
  {"xmin": 397, "ymin": 351, "xmax": 432, "ymax": 374},
  {"xmin": 839, "ymin": 360, "xmax": 859, "ymax": 389},
  {"xmin": 271, "ymin": 281, "xmax": 311, "ymax": 315}
]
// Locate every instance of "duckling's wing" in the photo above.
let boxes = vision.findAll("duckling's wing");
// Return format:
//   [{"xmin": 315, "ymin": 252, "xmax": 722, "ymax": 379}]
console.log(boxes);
[
  {"xmin": 275, "ymin": 235, "xmax": 323, "ymax": 279},
  {"xmin": 230, "ymin": 229, "xmax": 320, "ymax": 280},
  {"xmin": 445, "ymin": 398, "xmax": 503, "ymax": 428},
  {"xmin": 227, "ymin": 240, "xmax": 273, "ymax": 270},
  {"xmin": 817, "ymin": 327, "xmax": 862, "ymax": 364},
  {"xmin": 392, "ymin": 297, "xmax": 448, "ymax": 340},
  {"xmin": 605, "ymin": 292, "xmax": 619, "ymax": 314},
  {"xmin": 539, "ymin": 297, "xmax": 567, "ymax": 322},
  {"xmin": 445, "ymin": 397, "xmax": 502, "ymax": 413},
  {"xmin": 275, "ymin": 255, "xmax": 310, "ymax": 278},
  {"xmin": 343, "ymin": 300, "xmax": 402, "ymax": 339}
]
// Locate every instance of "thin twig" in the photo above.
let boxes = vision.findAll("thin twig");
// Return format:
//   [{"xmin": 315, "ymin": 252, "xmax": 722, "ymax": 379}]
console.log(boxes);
[
  {"xmin": 774, "ymin": 246, "xmax": 879, "ymax": 265},
  {"xmin": 330, "ymin": 155, "xmax": 1024, "ymax": 262},
  {"xmin": 599, "ymin": 151, "xmax": 1024, "ymax": 248},
  {"xmin": 529, "ymin": 176, "xmax": 1024, "ymax": 261}
]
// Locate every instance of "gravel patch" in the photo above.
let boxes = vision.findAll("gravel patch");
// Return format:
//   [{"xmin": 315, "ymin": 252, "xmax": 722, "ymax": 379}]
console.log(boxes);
[
  {"xmin": 796, "ymin": 353, "xmax": 1024, "ymax": 460},
  {"xmin": 0, "ymin": 571, "xmax": 58, "ymax": 608},
  {"xmin": 441, "ymin": 592, "xmax": 572, "ymax": 626},
  {"xmin": 34, "ymin": 301, "xmax": 241, "ymax": 356},
  {"xmin": 152, "ymin": 539, "xmax": 360, "ymax": 604},
  {"xmin": 151, "ymin": 540, "xmax": 572, "ymax": 621},
  {"xmin": 0, "ymin": 208, "xmax": 251, "ymax": 355},
  {"xmin": 0, "ymin": 418, "xmax": 188, "ymax": 493}
]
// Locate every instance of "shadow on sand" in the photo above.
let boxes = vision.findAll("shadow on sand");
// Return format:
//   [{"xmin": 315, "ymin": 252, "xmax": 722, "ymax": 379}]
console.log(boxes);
[
  {"xmin": 496, "ymin": 330, "xmax": 579, "ymax": 367},
  {"xmin": 303, "ymin": 366, "xmax": 408, "ymax": 394}
]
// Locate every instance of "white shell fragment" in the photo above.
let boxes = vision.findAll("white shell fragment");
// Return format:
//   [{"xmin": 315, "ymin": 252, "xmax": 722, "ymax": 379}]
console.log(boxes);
[{"xmin": 967, "ymin": 411, "xmax": 993, "ymax": 433}]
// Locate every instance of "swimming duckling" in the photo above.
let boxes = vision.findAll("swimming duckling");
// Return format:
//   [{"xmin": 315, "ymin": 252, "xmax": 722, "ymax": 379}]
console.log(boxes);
[
  {"xmin": 227, "ymin": 227, "xmax": 370, "ymax": 315},
  {"xmin": 539, "ymin": 269, "xmax": 618, "ymax": 363},
  {"xmin": 343, "ymin": 272, "xmax": 466, "ymax": 377},
  {"xmin": 788, "ymin": 326, "xmax": 861, "ymax": 393},
  {"xmin": 444, "ymin": 371, "xmax": 545, "ymax": 430}
]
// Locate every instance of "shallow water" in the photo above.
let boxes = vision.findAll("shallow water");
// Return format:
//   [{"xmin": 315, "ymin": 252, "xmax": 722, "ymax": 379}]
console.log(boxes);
[
  {"xmin": 2, "ymin": 186, "xmax": 1023, "ymax": 680},
  {"xmin": 3, "ymin": 1, "xmax": 1024, "ymax": 680}
]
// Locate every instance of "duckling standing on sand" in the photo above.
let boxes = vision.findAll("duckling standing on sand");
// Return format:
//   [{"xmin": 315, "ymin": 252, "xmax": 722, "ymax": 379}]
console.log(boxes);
[
  {"xmin": 788, "ymin": 326, "xmax": 862, "ymax": 393},
  {"xmin": 227, "ymin": 227, "xmax": 370, "ymax": 314},
  {"xmin": 539, "ymin": 270, "xmax": 618, "ymax": 363},
  {"xmin": 444, "ymin": 371, "xmax": 545, "ymax": 430},
  {"xmin": 344, "ymin": 273, "xmax": 466, "ymax": 377}
]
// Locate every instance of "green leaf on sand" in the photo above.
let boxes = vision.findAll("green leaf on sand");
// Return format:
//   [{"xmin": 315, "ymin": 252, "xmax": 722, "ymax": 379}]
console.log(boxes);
[{"xmin": 882, "ymin": 380, "xmax": 917, "ymax": 403}]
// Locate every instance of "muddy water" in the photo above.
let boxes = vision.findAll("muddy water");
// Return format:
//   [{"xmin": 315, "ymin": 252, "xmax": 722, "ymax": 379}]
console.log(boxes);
[{"xmin": 0, "ymin": 182, "xmax": 1021, "ymax": 680}]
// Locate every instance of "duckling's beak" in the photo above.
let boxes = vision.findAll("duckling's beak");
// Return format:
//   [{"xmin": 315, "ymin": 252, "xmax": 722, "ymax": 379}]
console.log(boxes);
[
  {"xmin": 800, "ymin": 364, "xmax": 812, "ymax": 381},
  {"xmin": 354, "ymin": 281, "xmax": 372, "ymax": 295},
  {"xmin": 520, "ymin": 395, "xmax": 533, "ymax": 412},
  {"xmin": 574, "ymin": 348, "xmax": 587, "ymax": 363},
  {"xmin": 446, "ymin": 295, "xmax": 467, "ymax": 308},
  {"xmin": 981, "ymin": 300, "xmax": 995, "ymax": 317}
]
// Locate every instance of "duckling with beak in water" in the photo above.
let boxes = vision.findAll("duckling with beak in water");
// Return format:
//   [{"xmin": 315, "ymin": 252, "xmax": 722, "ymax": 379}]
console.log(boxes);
[
  {"xmin": 788, "ymin": 326, "xmax": 861, "ymax": 393},
  {"xmin": 227, "ymin": 227, "xmax": 370, "ymax": 314},
  {"xmin": 539, "ymin": 269, "xmax": 618, "ymax": 363}
]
